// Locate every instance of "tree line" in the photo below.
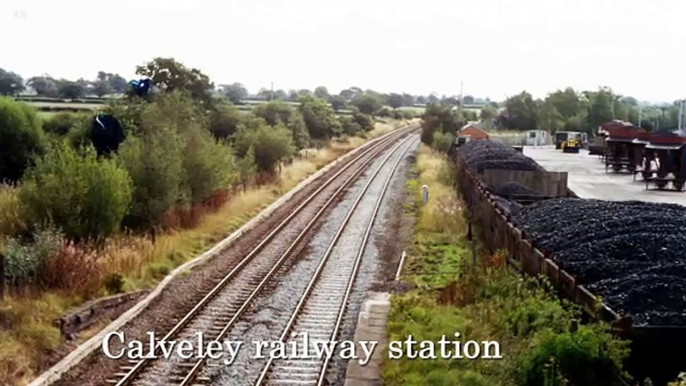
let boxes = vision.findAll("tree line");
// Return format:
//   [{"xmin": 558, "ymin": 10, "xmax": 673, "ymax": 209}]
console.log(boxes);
[
  {"xmin": 0, "ymin": 57, "xmax": 416, "ymax": 289},
  {"xmin": 494, "ymin": 87, "xmax": 684, "ymax": 133}
]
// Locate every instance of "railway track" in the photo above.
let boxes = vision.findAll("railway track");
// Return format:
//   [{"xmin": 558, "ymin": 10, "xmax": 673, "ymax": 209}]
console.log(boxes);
[
  {"xmin": 105, "ymin": 125, "xmax": 418, "ymax": 386},
  {"xmin": 253, "ymin": 134, "xmax": 418, "ymax": 386}
]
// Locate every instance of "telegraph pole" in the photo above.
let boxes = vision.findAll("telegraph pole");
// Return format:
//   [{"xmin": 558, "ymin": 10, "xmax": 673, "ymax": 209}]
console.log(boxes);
[
  {"xmin": 638, "ymin": 104, "xmax": 642, "ymax": 128},
  {"xmin": 270, "ymin": 82, "xmax": 274, "ymax": 101}
]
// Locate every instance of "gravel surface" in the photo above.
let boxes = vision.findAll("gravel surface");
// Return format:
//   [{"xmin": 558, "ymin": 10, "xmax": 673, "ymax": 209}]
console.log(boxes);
[
  {"xmin": 51, "ymin": 135, "xmax": 406, "ymax": 386},
  {"xmin": 202, "ymin": 137, "xmax": 419, "ymax": 385},
  {"xmin": 512, "ymin": 198, "xmax": 686, "ymax": 326}
]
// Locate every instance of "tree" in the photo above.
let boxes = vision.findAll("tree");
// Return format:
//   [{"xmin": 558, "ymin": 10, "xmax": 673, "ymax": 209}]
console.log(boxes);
[
  {"xmin": 463, "ymin": 95, "xmax": 475, "ymax": 105},
  {"xmin": 258, "ymin": 88, "xmax": 274, "ymax": 100},
  {"xmin": 401, "ymin": 93, "xmax": 415, "ymax": 107},
  {"xmin": 236, "ymin": 145, "xmax": 257, "ymax": 191},
  {"xmin": 136, "ymin": 57, "xmax": 214, "ymax": 105},
  {"xmin": 274, "ymin": 89, "xmax": 287, "ymax": 100},
  {"xmin": 339, "ymin": 116, "xmax": 362, "ymax": 136},
  {"xmin": 314, "ymin": 86, "xmax": 330, "ymax": 100},
  {"xmin": 351, "ymin": 94, "xmax": 383, "ymax": 115},
  {"xmin": 339, "ymin": 87, "xmax": 363, "ymax": 101},
  {"xmin": 329, "ymin": 95, "xmax": 347, "ymax": 112},
  {"xmin": 427, "ymin": 94, "xmax": 439, "ymax": 103},
  {"xmin": 537, "ymin": 100, "xmax": 565, "ymax": 133},
  {"xmin": 92, "ymin": 72, "xmax": 114, "ymax": 97},
  {"xmin": 253, "ymin": 101, "xmax": 310, "ymax": 149},
  {"xmin": 297, "ymin": 89, "xmax": 312, "ymax": 98},
  {"xmin": 352, "ymin": 112, "xmax": 374, "ymax": 131},
  {"xmin": 27, "ymin": 75, "xmax": 58, "ymax": 97},
  {"xmin": 420, "ymin": 102, "xmax": 462, "ymax": 145},
  {"xmin": 299, "ymin": 95, "xmax": 341, "ymax": 139},
  {"xmin": 387, "ymin": 93, "xmax": 403, "ymax": 110},
  {"xmin": 221, "ymin": 83, "xmax": 248, "ymax": 103},
  {"xmin": 0, "ymin": 97, "xmax": 47, "ymax": 181},
  {"xmin": 480, "ymin": 105, "xmax": 498, "ymax": 122},
  {"xmin": 432, "ymin": 131, "xmax": 453, "ymax": 153},
  {"xmin": 0, "ymin": 69, "xmax": 25, "ymax": 96},
  {"xmin": 209, "ymin": 103, "xmax": 242, "ymax": 139},
  {"xmin": 547, "ymin": 88, "xmax": 582, "ymax": 119},
  {"xmin": 586, "ymin": 88, "xmax": 615, "ymax": 128},
  {"xmin": 20, "ymin": 143, "xmax": 132, "ymax": 240},
  {"xmin": 502, "ymin": 91, "xmax": 539, "ymax": 130},
  {"xmin": 416, "ymin": 96, "xmax": 427, "ymax": 104},
  {"xmin": 56, "ymin": 80, "xmax": 85, "ymax": 99},
  {"xmin": 117, "ymin": 127, "xmax": 185, "ymax": 228},
  {"xmin": 109, "ymin": 74, "xmax": 128, "ymax": 93},
  {"xmin": 233, "ymin": 119, "xmax": 295, "ymax": 172}
]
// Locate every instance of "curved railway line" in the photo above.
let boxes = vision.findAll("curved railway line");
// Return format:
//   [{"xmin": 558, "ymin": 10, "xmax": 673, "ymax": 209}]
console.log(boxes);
[{"xmin": 101, "ymin": 126, "xmax": 418, "ymax": 386}]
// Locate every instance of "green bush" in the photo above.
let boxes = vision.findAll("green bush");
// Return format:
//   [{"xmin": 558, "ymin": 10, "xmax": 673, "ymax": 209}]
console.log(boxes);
[
  {"xmin": 432, "ymin": 131, "xmax": 453, "ymax": 153},
  {"xmin": 254, "ymin": 101, "xmax": 310, "ymax": 149},
  {"xmin": 20, "ymin": 143, "xmax": 132, "ymax": 240},
  {"xmin": 0, "ymin": 184, "xmax": 25, "ymax": 236},
  {"xmin": 208, "ymin": 102, "xmax": 241, "ymax": 139},
  {"xmin": 352, "ymin": 112, "xmax": 374, "ymax": 131},
  {"xmin": 515, "ymin": 325, "xmax": 630, "ymax": 386},
  {"xmin": 117, "ymin": 129, "xmax": 185, "ymax": 228},
  {"xmin": 402, "ymin": 110, "xmax": 415, "ymax": 120},
  {"xmin": 339, "ymin": 116, "xmax": 363, "ymax": 136},
  {"xmin": 234, "ymin": 118, "xmax": 295, "ymax": 172},
  {"xmin": 181, "ymin": 128, "xmax": 234, "ymax": 203},
  {"xmin": 0, "ymin": 97, "xmax": 47, "ymax": 181},
  {"xmin": 3, "ymin": 225, "xmax": 63, "ymax": 285},
  {"xmin": 299, "ymin": 95, "xmax": 341, "ymax": 139},
  {"xmin": 42, "ymin": 111, "xmax": 90, "ymax": 136}
]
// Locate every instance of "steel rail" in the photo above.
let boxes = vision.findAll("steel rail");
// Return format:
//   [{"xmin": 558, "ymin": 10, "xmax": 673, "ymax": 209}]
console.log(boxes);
[
  {"xmin": 253, "ymin": 135, "xmax": 418, "ymax": 386},
  {"xmin": 112, "ymin": 125, "xmax": 417, "ymax": 386}
]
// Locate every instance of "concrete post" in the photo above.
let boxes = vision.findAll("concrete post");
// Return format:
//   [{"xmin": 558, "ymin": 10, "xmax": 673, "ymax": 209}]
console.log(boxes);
[{"xmin": 422, "ymin": 185, "xmax": 429, "ymax": 203}]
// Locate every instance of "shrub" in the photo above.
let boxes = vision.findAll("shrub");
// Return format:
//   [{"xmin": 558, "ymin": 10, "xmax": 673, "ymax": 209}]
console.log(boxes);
[
  {"xmin": 117, "ymin": 129, "xmax": 185, "ymax": 228},
  {"xmin": 3, "ymin": 225, "xmax": 62, "ymax": 286},
  {"xmin": 254, "ymin": 101, "xmax": 310, "ymax": 149},
  {"xmin": 0, "ymin": 184, "xmax": 25, "ymax": 236},
  {"xmin": 42, "ymin": 111, "xmax": 90, "ymax": 136},
  {"xmin": 432, "ymin": 131, "xmax": 453, "ymax": 153},
  {"xmin": 515, "ymin": 325, "xmax": 630, "ymax": 386},
  {"xmin": 339, "ymin": 116, "xmax": 363, "ymax": 136},
  {"xmin": 376, "ymin": 107, "xmax": 392, "ymax": 117},
  {"xmin": 208, "ymin": 102, "xmax": 241, "ymax": 139},
  {"xmin": 181, "ymin": 128, "xmax": 234, "ymax": 203},
  {"xmin": 299, "ymin": 95, "xmax": 341, "ymax": 139},
  {"xmin": 234, "ymin": 118, "xmax": 295, "ymax": 173},
  {"xmin": 65, "ymin": 114, "xmax": 94, "ymax": 149},
  {"xmin": 237, "ymin": 146, "xmax": 257, "ymax": 190},
  {"xmin": 352, "ymin": 112, "xmax": 374, "ymax": 131},
  {"xmin": 0, "ymin": 97, "xmax": 47, "ymax": 181},
  {"xmin": 20, "ymin": 143, "xmax": 133, "ymax": 240},
  {"xmin": 402, "ymin": 110, "xmax": 415, "ymax": 120},
  {"xmin": 38, "ymin": 240, "xmax": 101, "ymax": 294}
]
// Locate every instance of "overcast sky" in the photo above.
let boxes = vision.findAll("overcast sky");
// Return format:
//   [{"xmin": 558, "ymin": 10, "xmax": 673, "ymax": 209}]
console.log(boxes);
[{"xmin": 1, "ymin": 0, "xmax": 685, "ymax": 103}]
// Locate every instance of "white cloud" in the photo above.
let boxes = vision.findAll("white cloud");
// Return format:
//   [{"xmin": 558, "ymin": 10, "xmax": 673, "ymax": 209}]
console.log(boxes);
[{"xmin": 1, "ymin": 0, "xmax": 684, "ymax": 102}]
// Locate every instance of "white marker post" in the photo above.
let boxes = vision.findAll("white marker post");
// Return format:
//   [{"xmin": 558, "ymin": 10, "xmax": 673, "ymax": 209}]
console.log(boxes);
[{"xmin": 422, "ymin": 185, "xmax": 429, "ymax": 204}]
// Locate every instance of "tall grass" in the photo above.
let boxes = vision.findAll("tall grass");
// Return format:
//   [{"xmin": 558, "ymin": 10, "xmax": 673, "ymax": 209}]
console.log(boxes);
[{"xmin": 383, "ymin": 145, "xmax": 629, "ymax": 386}]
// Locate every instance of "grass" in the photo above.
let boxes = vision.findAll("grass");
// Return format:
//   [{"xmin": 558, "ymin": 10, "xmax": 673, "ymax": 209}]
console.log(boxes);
[
  {"xmin": 382, "ymin": 145, "xmax": 629, "ymax": 386},
  {"xmin": 0, "ymin": 119, "xmax": 409, "ymax": 385}
]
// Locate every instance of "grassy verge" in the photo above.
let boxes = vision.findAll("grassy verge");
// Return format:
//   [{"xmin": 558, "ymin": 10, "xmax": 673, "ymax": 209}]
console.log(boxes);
[
  {"xmin": 382, "ymin": 145, "xmax": 629, "ymax": 386},
  {"xmin": 0, "ymin": 119, "xmax": 415, "ymax": 385}
]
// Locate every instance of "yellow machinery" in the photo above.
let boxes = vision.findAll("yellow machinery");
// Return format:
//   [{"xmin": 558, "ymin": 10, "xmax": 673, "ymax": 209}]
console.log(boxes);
[{"xmin": 562, "ymin": 138, "xmax": 581, "ymax": 153}]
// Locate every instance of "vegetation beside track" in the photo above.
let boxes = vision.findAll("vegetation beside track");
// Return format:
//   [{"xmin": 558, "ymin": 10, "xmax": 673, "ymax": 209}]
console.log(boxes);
[
  {"xmin": 0, "ymin": 70, "xmax": 414, "ymax": 383},
  {"xmin": 382, "ymin": 145, "xmax": 630, "ymax": 386}
]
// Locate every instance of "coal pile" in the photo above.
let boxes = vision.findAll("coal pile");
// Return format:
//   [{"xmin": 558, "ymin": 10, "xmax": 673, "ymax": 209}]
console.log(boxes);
[
  {"xmin": 495, "ymin": 182, "xmax": 538, "ymax": 197},
  {"xmin": 458, "ymin": 140, "xmax": 544, "ymax": 172},
  {"xmin": 512, "ymin": 198, "xmax": 686, "ymax": 326}
]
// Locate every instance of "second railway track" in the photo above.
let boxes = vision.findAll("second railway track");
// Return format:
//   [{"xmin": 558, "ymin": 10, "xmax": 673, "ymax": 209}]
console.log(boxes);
[{"xmin": 102, "ymin": 126, "xmax": 418, "ymax": 386}]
